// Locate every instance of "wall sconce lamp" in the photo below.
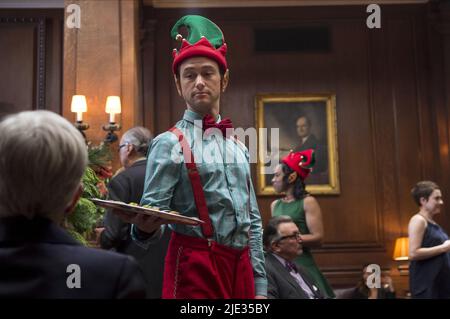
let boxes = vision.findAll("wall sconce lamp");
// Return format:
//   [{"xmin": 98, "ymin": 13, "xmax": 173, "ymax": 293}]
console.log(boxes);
[
  {"xmin": 393, "ymin": 237, "xmax": 409, "ymax": 275},
  {"xmin": 103, "ymin": 96, "xmax": 122, "ymax": 143},
  {"xmin": 71, "ymin": 95, "xmax": 89, "ymax": 138}
]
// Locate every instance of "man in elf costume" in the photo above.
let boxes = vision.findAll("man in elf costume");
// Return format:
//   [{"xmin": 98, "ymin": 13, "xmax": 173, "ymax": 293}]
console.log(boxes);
[{"xmin": 118, "ymin": 15, "xmax": 267, "ymax": 299}]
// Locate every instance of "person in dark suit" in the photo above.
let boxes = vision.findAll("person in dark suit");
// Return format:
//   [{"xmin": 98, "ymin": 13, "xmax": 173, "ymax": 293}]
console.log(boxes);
[
  {"xmin": 293, "ymin": 115, "xmax": 327, "ymax": 174},
  {"xmin": 263, "ymin": 215, "xmax": 325, "ymax": 299},
  {"xmin": 98, "ymin": 126, "xmax": 170, "ymax": 298},
  {"xmin": 0, "ymin": 110, "xmax": 146, "ymax": 298}
]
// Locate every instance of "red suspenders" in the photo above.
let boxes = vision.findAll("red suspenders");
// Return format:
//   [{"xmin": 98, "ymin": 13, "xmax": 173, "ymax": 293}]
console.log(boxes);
[
  {"xmin": 163, "ymin": 127, "xmax": 256, "ymax": 299},
  {"xmin": 168, "ymin": 127, "xmax": 214, "ymax": 239}
]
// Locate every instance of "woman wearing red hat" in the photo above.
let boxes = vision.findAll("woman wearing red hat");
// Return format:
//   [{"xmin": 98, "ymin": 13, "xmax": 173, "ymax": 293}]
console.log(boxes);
[{"xmin": 271, "ymin": 149, "xmax": 335, "ymax": 298}]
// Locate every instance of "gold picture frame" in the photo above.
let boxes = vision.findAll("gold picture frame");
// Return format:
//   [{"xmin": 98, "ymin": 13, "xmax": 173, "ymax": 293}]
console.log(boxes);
[{"xmin": 255, "ymin": 93, "xmax": 340, "ymax": 195}]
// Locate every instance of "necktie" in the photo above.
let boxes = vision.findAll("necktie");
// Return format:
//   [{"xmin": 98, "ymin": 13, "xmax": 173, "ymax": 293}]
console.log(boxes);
[
  {"xmin": 285, "ymin": 261, "xmax": 317, "ymax": 298},
  {"xmin": 202, "ymin": 114, "xmax": 233, "ymax": 138},
  {"xmin": 285, "ymin": 261, "xmax": 298, "ymax": 273}
]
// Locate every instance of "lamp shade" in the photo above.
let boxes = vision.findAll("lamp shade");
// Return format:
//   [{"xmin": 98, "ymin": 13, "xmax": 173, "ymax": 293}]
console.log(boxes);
[
  {"xmin": 71, "ymin": 95, "xmax": 87, "ymax": 113},
  {"xmin": 105, "ymin": 96, "xmax": 121, "ymax": 114},
  {"xmin": 393, "ymin": 237, "xmax": 409, "ymax": 261}
]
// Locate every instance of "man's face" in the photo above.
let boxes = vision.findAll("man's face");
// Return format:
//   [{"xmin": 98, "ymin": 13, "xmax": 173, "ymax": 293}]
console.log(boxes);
[
  {"xmin": 422, "ymin": 189, "xmax": 444, "ymax": 214},
  {"xmin": 273, "ymin": 222, "xmax": 303, "ymax": 261},
  {"xmin": 118, "ymin": 137, "xmax": 131, "ymax": 168},
  {"xmin": 296, "ymin": 117, "xmax": 310, "ymax": 138},
  {"xmin": 175, "ymin": 56, "xmax": 228, "ymax": 115}
]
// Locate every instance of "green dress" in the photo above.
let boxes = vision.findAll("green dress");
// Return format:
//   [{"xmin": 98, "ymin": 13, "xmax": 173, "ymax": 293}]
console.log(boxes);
[{"xmin": 273, "ymin": 198, "xmax": 335, "ymax": 298}]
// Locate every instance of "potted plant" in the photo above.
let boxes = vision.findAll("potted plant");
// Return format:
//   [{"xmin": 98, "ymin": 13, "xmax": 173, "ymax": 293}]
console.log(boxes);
[{"xmin": 66, "ymin": 142, "xmax": 112, "ymax": 245}]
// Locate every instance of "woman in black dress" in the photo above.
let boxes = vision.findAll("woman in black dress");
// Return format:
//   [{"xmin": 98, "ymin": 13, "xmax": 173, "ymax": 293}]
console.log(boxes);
[{"xmin": 408, "ymin": 181, "xmax": 450, "ymax": 298}]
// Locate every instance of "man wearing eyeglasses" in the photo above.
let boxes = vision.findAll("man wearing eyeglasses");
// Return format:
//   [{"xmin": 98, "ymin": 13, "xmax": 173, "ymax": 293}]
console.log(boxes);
[
  {"xmin": 96, "ymin": 126, "xmax": 171, "ymax": 298},
  {"xmin": 263, "ymin": 216, "xmax": 325, "ymax": 299}
]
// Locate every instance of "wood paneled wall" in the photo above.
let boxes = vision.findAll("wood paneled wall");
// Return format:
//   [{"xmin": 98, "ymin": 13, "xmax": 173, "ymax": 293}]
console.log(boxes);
[
  {"xmin": 2, "ymin": 2, "xmax": 449, "ymax": 296},
  {"xmin": 0, "ymin": 9, "xmax": 63, "ymax": 116},
  {"xmin": 63, "ymin": 0, "xmax": 141, "ymax": 153},
  {"xmin": 141, "ymin": 3, "xmax": 450, "ymax": 293}
]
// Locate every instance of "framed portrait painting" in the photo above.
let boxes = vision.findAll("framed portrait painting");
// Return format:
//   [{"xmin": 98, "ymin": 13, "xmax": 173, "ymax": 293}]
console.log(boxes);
[{"xmin": 255, "ymin": 93, "xmax": 340, "ymax": 195}]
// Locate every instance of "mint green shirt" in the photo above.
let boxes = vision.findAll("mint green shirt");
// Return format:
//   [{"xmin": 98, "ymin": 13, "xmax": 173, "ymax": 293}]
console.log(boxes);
[{"xmin": 135, "ymin": 110, "xmax": 267, "ymax": 296}]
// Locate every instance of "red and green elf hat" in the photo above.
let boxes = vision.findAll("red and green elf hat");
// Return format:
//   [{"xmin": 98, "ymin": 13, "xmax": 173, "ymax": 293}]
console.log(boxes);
[
  {"xmin": 171, "ymin": 15, "xmax": 228, "ymax": 74},
  {"xmin": 281, "ymin": 149, "xmax": 316, "ymax": 180}
]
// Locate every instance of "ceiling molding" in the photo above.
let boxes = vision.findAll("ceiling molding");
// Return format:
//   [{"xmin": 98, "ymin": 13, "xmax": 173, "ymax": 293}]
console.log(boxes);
[{"xmin": 144, "ymin": 0, "xmax": 429, "ymax": 8}]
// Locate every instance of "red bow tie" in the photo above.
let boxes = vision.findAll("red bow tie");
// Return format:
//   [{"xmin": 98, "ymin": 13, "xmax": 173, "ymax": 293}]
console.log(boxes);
[{"xmin": 202, "ymin": 114, "xmax": 233, "ymax": 138}]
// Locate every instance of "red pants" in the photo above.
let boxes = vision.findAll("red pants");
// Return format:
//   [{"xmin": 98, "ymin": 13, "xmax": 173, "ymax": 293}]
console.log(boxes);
[{"xmin": 162, "ymin": 232, "xmax": 255, "ymax": 299}]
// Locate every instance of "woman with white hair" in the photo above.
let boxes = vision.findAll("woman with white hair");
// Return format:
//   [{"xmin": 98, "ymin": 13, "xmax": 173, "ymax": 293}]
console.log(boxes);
[{"xmin": 0, "ymin": 110, "xmax": 146, "ymax": 298}]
